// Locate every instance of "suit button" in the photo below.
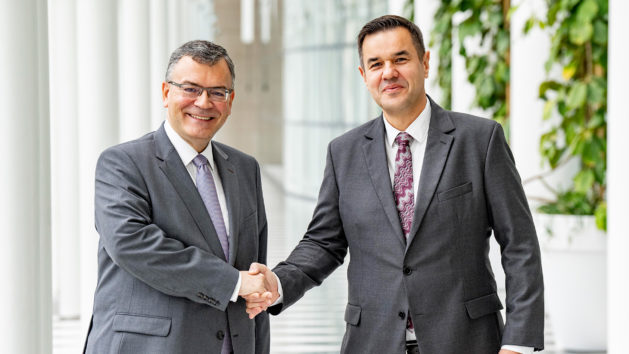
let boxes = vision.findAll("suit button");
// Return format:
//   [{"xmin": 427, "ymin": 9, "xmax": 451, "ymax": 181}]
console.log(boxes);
[
  {"xmin": 403, "ymin": 267, "xmax": 412, "ymax": 275},
  {"xmin": 398, "ymin": 311, "xmax": 406, "ymax": 319},
  {"xmin": 216, "ymin": 330, "xmax": 225, "ymax": 340}
]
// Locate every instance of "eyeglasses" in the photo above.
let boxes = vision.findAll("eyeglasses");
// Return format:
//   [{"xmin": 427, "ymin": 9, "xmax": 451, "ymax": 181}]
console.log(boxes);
[{"xmin": 167, "ymin": 81, "xmax": 233, "ymax": 102}]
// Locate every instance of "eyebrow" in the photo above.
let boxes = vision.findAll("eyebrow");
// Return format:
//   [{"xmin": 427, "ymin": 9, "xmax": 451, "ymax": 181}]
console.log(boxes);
[{"xmin": 366, "ymin": 50, "xmax": 411, "ymax": 65}]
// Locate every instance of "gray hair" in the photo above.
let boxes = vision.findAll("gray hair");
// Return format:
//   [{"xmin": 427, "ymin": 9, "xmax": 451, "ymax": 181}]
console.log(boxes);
[{"xmin": 165, "ymin": 40, "xmax": 235, "ymax": 88}]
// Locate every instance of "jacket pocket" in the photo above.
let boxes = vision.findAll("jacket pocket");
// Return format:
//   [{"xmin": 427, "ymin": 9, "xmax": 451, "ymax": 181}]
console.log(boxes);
[
  {"xmin": 438, "ymin": 181, "xmax": 473, "ymax": 202},
  {"xmin": 464, "ymin": 292, "xmax": 503, "ymax": 319},
  {"xmin": 112, "ymin": 313, "xmax": 171, "ymax": 337},
  {"xmin": 344, "ymin": 303, "xmax": 361, "ymax": 326}
]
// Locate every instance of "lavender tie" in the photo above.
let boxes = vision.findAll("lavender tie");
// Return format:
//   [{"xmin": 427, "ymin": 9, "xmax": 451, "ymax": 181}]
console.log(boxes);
[
  {"xmin": 192, "ymin": 154, "xmax": 232, "ymax": 354},
  {"xmin": 193, "ymin": 154, "xmax": 229, "ymax": 260},
  {"xmin": 393, "ymin": 132, "xmax": 415, "ymax": 334}
]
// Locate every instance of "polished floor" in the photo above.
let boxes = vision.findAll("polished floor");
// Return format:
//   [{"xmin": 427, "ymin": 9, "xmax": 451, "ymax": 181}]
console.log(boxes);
[{"xmin": 53, "ymin": 165, "xmax": 602, "ymax": 353}]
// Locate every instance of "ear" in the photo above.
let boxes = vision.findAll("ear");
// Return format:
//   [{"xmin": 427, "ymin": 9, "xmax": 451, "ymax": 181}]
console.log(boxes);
[
  {"xmin": 227, "ymin": 90, "xmax": 235, "ymax": 109},
  {"xmin": 423, "ymin": 51, "xmax": 430, "ymax": 78},
  {"xmin": 358, "ymin": 65, "xmax": 366, "ymax": 83},
  {"xmin": 162, "ymin": 81, "xmax": 170, "ymax": 107}
]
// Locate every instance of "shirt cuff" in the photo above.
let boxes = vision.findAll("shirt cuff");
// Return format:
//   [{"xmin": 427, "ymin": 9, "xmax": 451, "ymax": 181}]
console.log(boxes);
[
  {"xmin": 271, "ymin": 271, "xmax": 284, "ymax": 305},
  {"xmin": 501, "ymin": 345, "xmax": 534, "ymax": 354},
  {"xmin": 230, "ymin": 272, "xmax": 241, "ymax": 302}
]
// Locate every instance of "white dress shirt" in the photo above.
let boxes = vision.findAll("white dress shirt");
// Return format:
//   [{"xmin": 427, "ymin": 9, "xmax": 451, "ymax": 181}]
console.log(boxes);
[{"xmin": 164, "ymin": 120, "xmax": 241, "ymax": 302}]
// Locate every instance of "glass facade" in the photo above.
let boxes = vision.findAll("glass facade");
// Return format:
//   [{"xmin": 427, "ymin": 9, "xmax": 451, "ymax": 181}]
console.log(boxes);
[{"xmin": 283, "ymin": 0, "xmax": 387, "ymax": 198}]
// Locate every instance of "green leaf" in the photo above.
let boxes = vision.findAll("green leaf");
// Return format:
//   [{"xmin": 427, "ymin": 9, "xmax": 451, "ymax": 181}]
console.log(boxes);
[
  {"xmin": 566, "ymin": 82, "xmax": 588, "ymax": 109},
  {"xmin": 593, "ymin": 19, "xmax": 608, "ymax": 45},
  {"xmin": 496, "ymin": 31, "xmax": 510, "ymax": 54},
  {"xmin": 574, "ymin": 169, "xmax": 595, "ymax": 193},
  {"xmin": 569, "ymin": 20, "xmax": 593, "ymax": 45},
  {"xmin": 576, "ymin": 0, "xmax": 599, "ymax": 22},
  {"xmin": 587, "ymin": 80, "xmax": 606, "ymax": 105},
  {"xmin": 539, "ymin": 80, "xmax": 562, "ymax": 99},
  {"xmin": 458, "ymin": 19, "xmax": 482, "ymax": 42},
  {"xmin": 543, "ymin": 100, "xmax": 555, "ymax": 120},
  {"xmin": 594, "ymin": 202, "xmax": 607, "ymax": 231}
]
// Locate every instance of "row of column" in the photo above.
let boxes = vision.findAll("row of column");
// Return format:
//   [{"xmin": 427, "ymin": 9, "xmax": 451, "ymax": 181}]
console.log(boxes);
[
  {"xmin": 0, "ymin": 1, "xmax": 51, "ymax": 353},
  {"xmin": 48, "ymin": 0, "xmax": 186, "ymax": 333}
]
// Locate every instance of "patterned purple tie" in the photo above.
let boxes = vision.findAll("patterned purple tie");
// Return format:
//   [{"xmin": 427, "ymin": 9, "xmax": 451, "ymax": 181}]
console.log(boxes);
[
  {"xmin": 193, "ymin": 154, "xmax": 229, "ymax": 260},
  {"xmin": 394, "ymin": 132, "xmax": 416, "ymax": 334},
  {"xmin": 394, "ymin": 132, "xmax": 414, "ymax": 240},
  {"xmin": 193, "ymin": 154, "xmax": 232, "ymax": 354}
]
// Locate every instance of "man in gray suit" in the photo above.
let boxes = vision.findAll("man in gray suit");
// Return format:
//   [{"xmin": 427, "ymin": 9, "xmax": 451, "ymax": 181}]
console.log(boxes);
[
  {"xmin": 84, "ymin": 40, "xmax": 272, "ymax": 353},
  {"xmin": 245, "ymin": 15, "xmax": 544, "ymax": 354}
]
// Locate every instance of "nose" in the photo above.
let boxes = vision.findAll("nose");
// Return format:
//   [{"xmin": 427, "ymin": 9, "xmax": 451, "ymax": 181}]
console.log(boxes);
[
  {"xmin": 382, "ymin": 61, "xmax": 398, "ymax": 80},
  {"xmin": 194, "ymin": 90, "xmax": 215, "ymax": 108}
]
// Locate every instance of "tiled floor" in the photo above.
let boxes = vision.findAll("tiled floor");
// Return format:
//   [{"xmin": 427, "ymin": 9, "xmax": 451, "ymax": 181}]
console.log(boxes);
[{"xmin": 53, "ymin": 165, "xmax": 604, "ymax": 353}]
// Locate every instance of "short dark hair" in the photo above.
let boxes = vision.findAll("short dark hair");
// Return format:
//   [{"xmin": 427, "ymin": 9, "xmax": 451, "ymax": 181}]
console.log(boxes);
[
  {"xmin": 357, "ymin": 15, "xmax": 426, "ymax": 68},
  {"xmin": 165, "ymin": 40, "xmax": 235, "ymax": 88}
]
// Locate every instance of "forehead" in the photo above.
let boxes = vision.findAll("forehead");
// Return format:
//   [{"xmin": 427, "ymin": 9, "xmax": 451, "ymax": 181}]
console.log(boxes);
[
  {"xmin": 362, "ymin": 27, "xmax": 416, "ymax": 59},
  {"xmin": 170, "ymin": 56, "xmax": 232, "ymax": 86}
]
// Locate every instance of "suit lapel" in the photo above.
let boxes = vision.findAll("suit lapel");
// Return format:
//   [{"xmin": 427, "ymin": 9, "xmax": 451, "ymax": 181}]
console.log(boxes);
[
  {"xmin": 406, "ymin": 99, "xmax": 455, "ymax": 249},
  {"xmin": 362, "ymin": 117, "xmax": 406, "ymax": 248},
  {"xmin": 212, "ymin": 142, "xmax": 240, "ymax": 266},
  {"xmin": 154, "ymin": 126, "xmax": 228, "ymax": 262}
]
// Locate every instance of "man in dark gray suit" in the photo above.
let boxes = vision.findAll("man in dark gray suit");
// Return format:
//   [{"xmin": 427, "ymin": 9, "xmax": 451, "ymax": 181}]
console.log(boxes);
[
  {"xmin": 84, "ymin": 40, "xmax": 272, "ymax": 354},
  {"xmin": 246, "ymin": 15, "xmax": 544, "ymax": 354}
]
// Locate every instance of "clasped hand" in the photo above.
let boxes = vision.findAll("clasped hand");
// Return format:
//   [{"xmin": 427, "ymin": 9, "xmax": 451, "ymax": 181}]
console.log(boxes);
[{"xmin": 238, "ymin": 263, "xmax": 279, "ymax": 319}]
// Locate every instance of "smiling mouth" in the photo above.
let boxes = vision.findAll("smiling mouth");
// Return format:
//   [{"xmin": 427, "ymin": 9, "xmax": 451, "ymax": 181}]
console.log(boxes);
[
  {"xmin": 187, "ymin": 113, "xmax": 214, "ymax": 121},
  {"xmin": 382, "ymin": 85, "xmax": 404, "ymax": 93}
]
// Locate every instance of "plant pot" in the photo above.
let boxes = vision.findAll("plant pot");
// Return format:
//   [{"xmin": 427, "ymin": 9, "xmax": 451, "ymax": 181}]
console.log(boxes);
[{"xmin": 535, "ymin": 213, "xmax": 607, "ymax": 352}]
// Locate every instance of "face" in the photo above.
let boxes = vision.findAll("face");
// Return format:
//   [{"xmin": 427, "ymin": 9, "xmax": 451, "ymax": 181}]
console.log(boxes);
[
  {"xmin": 162, "ymin": 56, "xmax": 235, "ymax": 152},
  {"xmin": 359, "ymin": 27, "xmax": 429, "ymax": 119}
]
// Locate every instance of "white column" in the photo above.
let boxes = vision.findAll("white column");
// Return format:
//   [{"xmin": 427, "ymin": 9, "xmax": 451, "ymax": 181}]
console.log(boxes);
[
  {"xmin": 414, "ymin": 0, "xmax": 442, "ymax": 103},
  {"xmin": 241, "ymin": 0, "xmax": 255, "ymax": 44},
  {"xmin": 607, "ymin": 1, "xmax": 629, "ymax": 352},
  {"xmin": 49, "ymin": 0, "xmax": 81, "ymax": 320},
  {"xmin": 0, "ymin": 0, "xmax": 52, "ymax": 353},
  {"xmin": 118, "ymin": 0, "xmax": 151, "ymax": 141},
  {"xmin": 387, "ymin": 0, "xmax": 405, "ymax": 16},
  {"xmin": 150, "ymin": 0, "xmax": 168, "ymax": 130},
  {"xmin": 450, "ymin": 12, "xmax": 484, "ymax": 117},
  {"xmin": 168, "ymin": 0, "xmax": 182, "ymax": 53},
  {"xmin": 76, "ymin": 0, "xmax": 119, "ymax": 332},
  {"xmin": 509, "ymin": 0, "xmax": 550, "ymax": 198}
]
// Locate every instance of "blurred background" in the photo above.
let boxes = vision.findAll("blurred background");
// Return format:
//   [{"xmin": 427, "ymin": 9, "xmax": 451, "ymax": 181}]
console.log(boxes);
[{"xmin": 1, "ymin": 0, "xmax": 627, "ymax": 353}]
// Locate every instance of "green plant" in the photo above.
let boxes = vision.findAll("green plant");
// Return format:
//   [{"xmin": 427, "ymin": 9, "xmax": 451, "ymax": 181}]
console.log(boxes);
[
  {"xmin": 425, "ymin": 0, "xmax": 512, "ymax": 135},
  {"xmin": 524, "ymin": 0, "xmax": 607, "ymax": 230}
]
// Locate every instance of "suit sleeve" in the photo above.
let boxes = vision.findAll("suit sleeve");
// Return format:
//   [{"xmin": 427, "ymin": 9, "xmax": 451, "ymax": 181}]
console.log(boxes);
[
  {"xmin": 269, "ymin": 142, "xmax": 348, "ymax": 314},
  {"xmin": 483, "ymin": 123, "xmax": 545, "ymax": 350},
  {"xmin": 94, "ymin": 147, "xmax": 239, "ymax": 311}
]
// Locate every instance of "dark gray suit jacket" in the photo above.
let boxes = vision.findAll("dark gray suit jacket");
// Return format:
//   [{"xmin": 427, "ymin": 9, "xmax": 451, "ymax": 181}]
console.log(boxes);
[
  {"xmin": 84, "ymin": 124, "xmax": 269, "ymax": 353},
  {"xmin": 271, "ymin": 99, "xmax": 544, "ymax": 353}
]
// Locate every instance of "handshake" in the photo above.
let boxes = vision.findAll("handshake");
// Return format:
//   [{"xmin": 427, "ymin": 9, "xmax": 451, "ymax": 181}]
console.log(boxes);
[{"xmin": 237, "ymin": 263, "xmax": 280, "ymax": 319}]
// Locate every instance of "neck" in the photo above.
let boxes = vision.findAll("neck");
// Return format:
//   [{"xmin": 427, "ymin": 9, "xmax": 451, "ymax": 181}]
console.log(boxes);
[{"xmin": 383, "ymin": 95, "xmax": 427, "ymax": 131}]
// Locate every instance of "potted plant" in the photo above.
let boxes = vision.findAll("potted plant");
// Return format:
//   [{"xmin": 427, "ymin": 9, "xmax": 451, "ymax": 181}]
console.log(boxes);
[{"xmin": 524, "ymin": 0, "xmax": 608, "ymax": 351}]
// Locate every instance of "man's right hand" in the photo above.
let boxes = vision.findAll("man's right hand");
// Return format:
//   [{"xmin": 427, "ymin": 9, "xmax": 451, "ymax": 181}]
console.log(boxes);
[
  {"xmin": 238, "ymin": 271, "xmax": 268, "ymax": 297},
  {"xmin": 242, "ymin": 263, "xmax": 280, "ymax": 319}
]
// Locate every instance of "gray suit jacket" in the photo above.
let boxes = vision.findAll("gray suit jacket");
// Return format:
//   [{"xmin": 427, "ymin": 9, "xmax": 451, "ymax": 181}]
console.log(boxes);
[
  {"xmin": 271, "ymin": 99, "xmax": 544, "ymax": 353},
  {"xmin": 84, "ymin": 124, "xmax": 269, "ymax": 353}
]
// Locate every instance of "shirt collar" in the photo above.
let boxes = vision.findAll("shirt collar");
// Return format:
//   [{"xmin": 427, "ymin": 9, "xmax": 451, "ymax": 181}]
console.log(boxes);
[
  {"xmin": 164, "ymin": 119, "xmax": 216, "ymax": 171},
  {"xmin": 383, "ymin": 97, "xmax": 431, "ymax": 148}
]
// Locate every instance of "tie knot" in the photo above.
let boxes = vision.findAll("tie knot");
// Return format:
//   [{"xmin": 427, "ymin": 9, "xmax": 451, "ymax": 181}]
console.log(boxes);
[
  {"xmin": 192, "ymin": 154, "xmax": 209, "ymax": 169},
  {"xmin": 395, "ymin": 132, "xmax": 413, "ymax": 147}
]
